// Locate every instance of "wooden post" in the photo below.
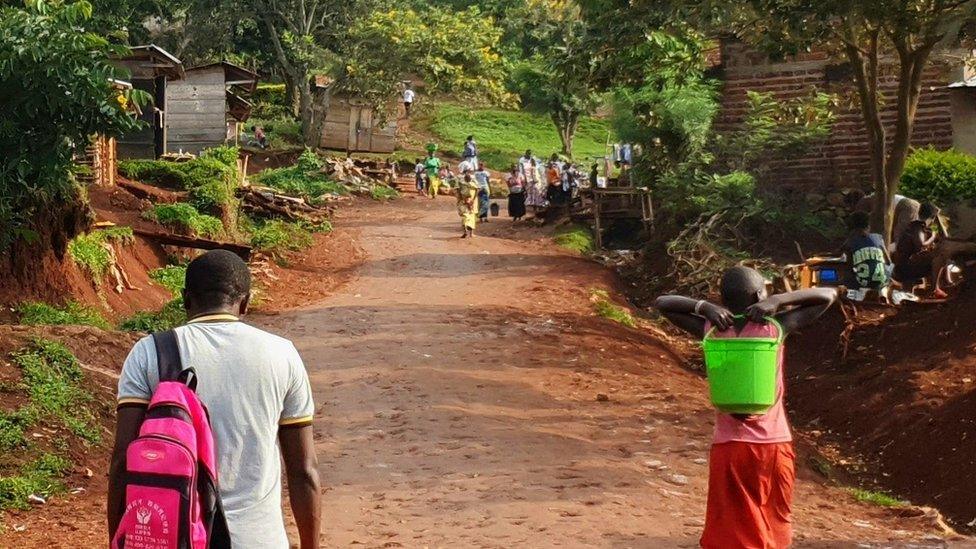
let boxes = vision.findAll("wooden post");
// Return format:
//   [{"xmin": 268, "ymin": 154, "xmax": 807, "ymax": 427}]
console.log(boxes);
[{"xmin": 593, "ymin": 190, "xmax": 603, "ymax": 249}]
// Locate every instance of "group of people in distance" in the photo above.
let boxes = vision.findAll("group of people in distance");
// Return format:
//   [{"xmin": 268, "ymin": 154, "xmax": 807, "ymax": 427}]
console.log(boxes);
[
  {"xmin": 414, "ymin": 137, "xmax": 492, "ymax": 238},
  {"xmin": 414, "ymin": 140, "xmax": 588, "ymax": 237},
  {"xmin": 841, "ymin": 190, "xmax": 976, "ymax": 299},
  {"xmin": 505, "ymin": 149, "xmax": 583, "ymax": 222}
]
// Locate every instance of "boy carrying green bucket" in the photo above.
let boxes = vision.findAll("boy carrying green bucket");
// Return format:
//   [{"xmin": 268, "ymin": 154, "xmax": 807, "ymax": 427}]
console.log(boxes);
[{"xmin": 654, "ymin": 266, "xmax": 838, "ymax": 548}]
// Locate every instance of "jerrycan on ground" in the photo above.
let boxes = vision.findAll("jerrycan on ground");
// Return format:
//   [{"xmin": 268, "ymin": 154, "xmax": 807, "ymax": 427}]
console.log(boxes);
[{"xmin": 702, "ymin": 317, "xmax": 782, "ymax": 415}]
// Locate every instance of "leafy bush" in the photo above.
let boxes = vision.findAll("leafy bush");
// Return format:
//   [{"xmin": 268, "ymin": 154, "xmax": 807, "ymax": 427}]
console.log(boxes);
[
  {"xmin": 146, "ymin": 203, "xmax": 224, "ymax": 238},
  {"xmin": 254, "ymin": 150, "xmax": 346, "ymax": 201},
  {"xmin": 554, "ymin": 224, "xmax": 595, "ymax": 254},
  {"xmin": 67, "ymin": 226, "xmax": 134, "ymax": 282},
  {"xmin": 199, "ymin": 145, "xmax": 240, "ymax": 168},
  {"xmin": 118, "ymin": 151, "xmax": 239, "ymax": 212},
  {"xmin": 16, "ymin": 301, "xmax": 110, "ymax": 330},
  {"xmin": 251, "ymin": 84, "xmax": 292, "ymax": 119},
  {"xmin": 900, "ymin": 147, "xmax": 976, "ymax": 205},
  {"xmin": 119, "ymin": 299, "xmax": 187, "ymax": 333},
  {"xmin": 149, "ymin": 265, "xmax": 186, "ymax": 296}
]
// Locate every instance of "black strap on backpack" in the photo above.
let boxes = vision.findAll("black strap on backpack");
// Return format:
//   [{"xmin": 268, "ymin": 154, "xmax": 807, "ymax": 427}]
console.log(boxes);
[{"xmin": 153, "ymin": 330, "xmax": 197, "ymax": 390}]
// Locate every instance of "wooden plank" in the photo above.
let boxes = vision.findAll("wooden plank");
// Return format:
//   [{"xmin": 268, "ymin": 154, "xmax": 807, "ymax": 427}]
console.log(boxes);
[{"xmin": 133, "ymin": 228, "xmax": 252, "ymax": 260}]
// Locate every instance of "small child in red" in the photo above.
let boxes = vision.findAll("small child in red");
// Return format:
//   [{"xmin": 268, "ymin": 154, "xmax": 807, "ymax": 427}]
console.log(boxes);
[{"xmin": 655, "ymin": 266, "xmax": 838, "ymax": 548}]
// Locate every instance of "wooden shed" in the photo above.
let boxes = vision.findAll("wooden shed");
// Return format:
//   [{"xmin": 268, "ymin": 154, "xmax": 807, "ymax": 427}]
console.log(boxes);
[
  {"xmin": 315, "ymin": 77, "xmax": 398, "ymax": 153},
  {"xmin": 114, "ymin": 45, "xmax": 184, "ymax": 159},
  {"xmin": 166, "ymin": 62, "xmax": 259, "ymax": 155}
]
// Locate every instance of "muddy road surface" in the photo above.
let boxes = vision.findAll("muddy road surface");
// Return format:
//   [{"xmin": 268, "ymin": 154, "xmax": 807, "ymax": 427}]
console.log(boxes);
[{"xmin": 258, "ymin": 196, "xmax": 957, "ymax": 548}]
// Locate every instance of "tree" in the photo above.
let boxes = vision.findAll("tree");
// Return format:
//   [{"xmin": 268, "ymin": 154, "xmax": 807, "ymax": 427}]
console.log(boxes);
[
  {"xmin": 700, "ymin": 0, "xmax": 976, "ymax": 241},
  {"xmin": 337, "ymin": 6, "xmax": 512, "ymax": 113},
  {"xmin": 0, "ymin": 0, "xmax": 145, "ymax": 271},
  {"xmin": 510, "ymin": 1, "xmax": 600, "ymax": 157}
]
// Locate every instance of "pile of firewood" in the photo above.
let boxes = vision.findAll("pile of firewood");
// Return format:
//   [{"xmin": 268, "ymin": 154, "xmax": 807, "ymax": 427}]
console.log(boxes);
[
  {"xmin": 320, "ymin": 157, "xmax": 396, "ymax": 195},
  {"xmin": 238, "ymin": 186, "xmax": 334, "ymax": 224}
]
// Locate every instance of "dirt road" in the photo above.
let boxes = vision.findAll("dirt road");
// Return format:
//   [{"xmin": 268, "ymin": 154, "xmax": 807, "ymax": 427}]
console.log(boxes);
[{"xmin": 259, "ymin": 195, "xmax": 956, "ymax": 548}]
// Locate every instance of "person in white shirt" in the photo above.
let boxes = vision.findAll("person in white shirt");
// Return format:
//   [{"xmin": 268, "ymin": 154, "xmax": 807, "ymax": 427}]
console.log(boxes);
[
  {"xmin": 403, "ymin": 86, "xmax": 416, "ymax": 117},
  {"xmin": 109, "ymin": 250, "xmax": 321, "ymax": 549}
]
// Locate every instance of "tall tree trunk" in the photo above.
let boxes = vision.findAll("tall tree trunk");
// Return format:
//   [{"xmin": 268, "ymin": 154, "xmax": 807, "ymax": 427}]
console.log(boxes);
[
  {"xmin": 298, "ymin": 78, "xmax": 317, "ymax": 146},
  {"xmin": 283, "ymin": 72, "xmax": 299, "ymax": 118},
  {"xmin": 553, "ymin": 109, "xmax": 578, "ymax": 157},
  {"xmin": 844, "ymin": 30, "xmax": 889, "ymax": 238},
  {"xmin": 883, "ymin": 42, "xmax": 934, "ymax": 241}
]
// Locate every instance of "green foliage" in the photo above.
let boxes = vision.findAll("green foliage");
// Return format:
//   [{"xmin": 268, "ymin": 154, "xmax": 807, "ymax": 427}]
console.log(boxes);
[
  {"xmin": 429, "ymin": 104, "xmax": 611, "ymax": 170},
  {"xmin": 900, "ymin": 147, "xmax": 976, "ymax": 205},
  {"xmin": 149, "ymin": 265, "xmax": 187, "ymax": 296},
  {"xmin": 67, "ymin": 226, "xmax": 134, "ymax": 282},
  {"xmin": 590, "ymin": 289, "xmax": 638, "ymax": 328},
  {"xmin": 254, "ymin": 150, "xmax": 346, "ymax": 201},
  {"xmin": 248, "ymin": 117, "xmax": 303, "ymax": 149},
  {"xmin": 370, "ymin": 185, "xmax": 400, "ymax": 201},
  {"xmin": 118, "ymin": 298, "xmax": 187, "ymax": 332},
  {"xmin": 119, "ymin": 154, "xmax": 239, "ymax": 213},
  {"xmin": 146, "ymin": 203, "xmax": 224, "ymax": 238},
  {"xmin": 339, "ymin": 6, "xmax": 514, "ymax": 111},
  {"xmin": 4, "ymin": 338, "xmax": 101, "ymax": 450},
  {"xmin": 0, "ymin": 409, "xmax": 32, "ymax": 452},
  {"xmin": 0, "ymin": 453, "xmax": 70, "ymax": 511},
  {"xmin": 199, "ymin": 146, "xmax": 240, "ymax": 168},
  {"xmin": 251, "ymin": 84, "xmax": 291, "ymax": 119},
  {"xmin": 248, "ymin": 218, "xmax": 331, "ymax": 257},
  {"xmin": 0, "ymin": 0, "xmax": 146, "ymax": 250},
  {"xmin": 850, "ymin": 488, "xmax": 907, "ymax": 508},
  {"xmin": 16, "ymin": 301, "xmax": 110, "ymax": 330},
  {"xmin": 554, "ymin": 224, "xmax": 595, "ymax": 254}
]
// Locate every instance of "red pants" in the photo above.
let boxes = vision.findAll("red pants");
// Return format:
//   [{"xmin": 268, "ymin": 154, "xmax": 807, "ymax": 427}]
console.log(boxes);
[{"xmin": 701, "ymin": 441, "xmax": 795, "ymax": 549}]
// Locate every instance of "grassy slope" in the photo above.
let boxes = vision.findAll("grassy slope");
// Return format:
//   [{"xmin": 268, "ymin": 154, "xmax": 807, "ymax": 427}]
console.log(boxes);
[{"xmin": 424, "ymin": 103, "xmax": 612, "ymax": 170}]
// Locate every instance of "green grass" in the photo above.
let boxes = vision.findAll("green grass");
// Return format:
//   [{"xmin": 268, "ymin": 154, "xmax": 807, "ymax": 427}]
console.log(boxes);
[
  {"xmin": 67, "ymin": 226, "xmax": 134, "ymax": 283},
  {"xmin": 253, "ymin": 150, "xmax": 346, "ymax": 201},
  {"xmin": 119, "ymin": 148, "xmax": 239, "ymax": 213},
  {"xmin": 429, "ymin": 103, "xmax": 613, "ymax": 170},
  {"xmin": 370, "ymin": 185, "xmax": 400, "ymax": 201},
  {"xmin": 149, "ymin": 265, "xmax": 186, "ymax": 296},
  {"xmin": 591, "ymin": 289, "xmax": 638, "ymax": 328},
  {"xmin": 118, "ymin": 299, "xmax": 187, "ymax": 333},
  {"xmin": 0, "ymin": 453, "xmax": 71, "ymax": 510},
  {"xmin": 146, "ymin": 203, "xmax": 224, "ymax": 238},
  {"xmin": 849, "ymin": 488, "xmax": 907, "ymax": 507},
  {"xmin": 248, "ymin": 218, "xmax": 331, "ymax": 258},
  {"xmin": 554, "ymin": 224, "xmax": 595, "ymax": 254},
  {"xmin": 16, "ymin": 301, "xmax": 110, "ymax": 330},
  {"xmin": 0, "ymin": 341, "xmax": 99, "ymax": 510}
]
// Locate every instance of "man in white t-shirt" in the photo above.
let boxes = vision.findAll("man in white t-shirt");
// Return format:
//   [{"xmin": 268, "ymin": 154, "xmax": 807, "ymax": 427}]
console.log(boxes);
[
  {"xmin": 108, "ymin": 250, "xmax": 321, "ymax": 549},
  {"xmin": 403, "ymin": 86, "xmax": 416, "ymax": 117}
]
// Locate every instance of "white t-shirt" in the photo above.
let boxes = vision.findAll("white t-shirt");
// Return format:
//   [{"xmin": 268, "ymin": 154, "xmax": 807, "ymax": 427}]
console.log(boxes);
[
  {"xmin": 117, "ymin": 316, "xmax": 315, "ymax": 549},
  {"xmin": 403, "ymin": 89, "xmax": 415, "ymax": 103}
]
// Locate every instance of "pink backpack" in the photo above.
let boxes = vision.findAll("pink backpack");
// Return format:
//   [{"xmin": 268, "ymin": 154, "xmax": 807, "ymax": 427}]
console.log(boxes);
[{"xmin": 112, "ymin": 330, "xmax": 231, "ymax": 548}]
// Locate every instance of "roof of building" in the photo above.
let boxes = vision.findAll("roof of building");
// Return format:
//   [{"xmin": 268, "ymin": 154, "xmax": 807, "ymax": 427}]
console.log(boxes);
[
  {"xmin": 117, "ymin": 44, "xmax": 184, "ymax": 80},
  {"xmin": 188, "ymin": 61, "xmax": 259, "ymax": 95}
]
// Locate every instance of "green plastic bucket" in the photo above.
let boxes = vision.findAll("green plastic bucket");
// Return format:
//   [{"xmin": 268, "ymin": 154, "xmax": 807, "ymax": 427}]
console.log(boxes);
[{"xmin": 702, "ymin": 318, "xmax": 783, "ymax": 414}]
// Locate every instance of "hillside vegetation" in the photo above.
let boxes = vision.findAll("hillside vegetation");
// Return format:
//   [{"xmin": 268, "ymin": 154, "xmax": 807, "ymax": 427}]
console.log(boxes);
[{"xmin": 426, "ymin": 103, "xmax": 612, "ymax": 170}]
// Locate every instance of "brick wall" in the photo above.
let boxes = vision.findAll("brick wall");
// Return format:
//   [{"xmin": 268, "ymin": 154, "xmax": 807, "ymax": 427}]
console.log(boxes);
[{"xmin": 715, "ymin": 38, "xmax": 954, "ymax": 195}]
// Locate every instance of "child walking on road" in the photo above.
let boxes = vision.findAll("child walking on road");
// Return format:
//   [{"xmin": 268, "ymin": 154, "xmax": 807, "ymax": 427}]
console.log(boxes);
[{"xmin": 654, "ymin": 267, "xmax": 838, "ymax": 548}]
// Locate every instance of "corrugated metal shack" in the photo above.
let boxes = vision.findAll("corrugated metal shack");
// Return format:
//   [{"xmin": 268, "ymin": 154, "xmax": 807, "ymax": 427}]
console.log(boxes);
[
  {"xmin": 113, "ymin": 45, "xmax": 184, "ymax": 159},
  {"xmin": 166, "ymin": 62, "xmax": 259, "ymax": 155}
]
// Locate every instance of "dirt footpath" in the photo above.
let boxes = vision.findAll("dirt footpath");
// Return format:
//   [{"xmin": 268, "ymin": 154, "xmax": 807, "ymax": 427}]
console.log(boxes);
[{"xmin": 258, "ymin": 196, "xmax": 958, "ymax": 548}]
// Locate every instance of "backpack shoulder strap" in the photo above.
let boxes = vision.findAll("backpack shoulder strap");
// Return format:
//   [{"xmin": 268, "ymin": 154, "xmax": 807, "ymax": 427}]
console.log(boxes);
[{"xmin": 152, "ymin": 330, "xmax": 196, "ymax": 388}]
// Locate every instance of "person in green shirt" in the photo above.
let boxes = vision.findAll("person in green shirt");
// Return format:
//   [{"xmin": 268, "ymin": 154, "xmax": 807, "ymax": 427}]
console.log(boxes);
[{"xmin": 424, "ymin": 149, "xmax": 442, "ymax": 198}]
